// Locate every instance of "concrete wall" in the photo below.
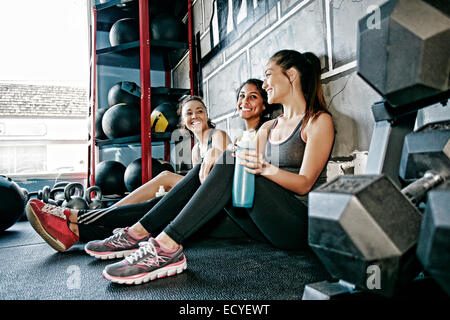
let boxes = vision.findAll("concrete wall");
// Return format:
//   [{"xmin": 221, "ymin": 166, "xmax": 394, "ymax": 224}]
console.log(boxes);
[{"xmin": 174, "ymin": 0, "xmax": 393, "ymax": 179}]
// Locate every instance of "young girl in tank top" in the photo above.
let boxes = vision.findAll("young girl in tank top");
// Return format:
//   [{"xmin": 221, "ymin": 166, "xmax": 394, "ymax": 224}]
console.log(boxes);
[{"xmin": 112, "ymin": 95, "xmax": 229, "ymax": 206}]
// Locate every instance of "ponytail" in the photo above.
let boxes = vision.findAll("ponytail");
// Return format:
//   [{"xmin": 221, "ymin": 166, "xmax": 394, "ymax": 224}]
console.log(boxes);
[{"xmin": 269, "ymin": 50, "xmax": 329, "ymax": 129}]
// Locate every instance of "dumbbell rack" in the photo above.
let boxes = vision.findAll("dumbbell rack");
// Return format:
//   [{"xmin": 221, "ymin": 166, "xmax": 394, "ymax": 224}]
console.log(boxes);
[{"xmin": 87, "ymin": 0, "xmax": 196, "ymax": 188}]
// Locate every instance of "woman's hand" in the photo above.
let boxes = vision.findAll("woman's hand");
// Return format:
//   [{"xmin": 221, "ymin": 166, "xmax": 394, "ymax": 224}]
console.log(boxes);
[
  {"xmin": 199, "ymin": 148, "xmax": 223, "ymax": 184},
  {"xmin": 234, "ymin": 149, "xmax": 276, "ymax": 176}
]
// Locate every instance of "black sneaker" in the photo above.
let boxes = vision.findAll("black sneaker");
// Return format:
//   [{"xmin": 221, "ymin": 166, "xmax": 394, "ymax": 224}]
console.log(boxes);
[
  {"xmin": 84, "ymin": 227, "xmax": 150, "ymax": 260},
  {"xmin": 102, "ymin": 238, "xmax": 187, "ymax": 285}
]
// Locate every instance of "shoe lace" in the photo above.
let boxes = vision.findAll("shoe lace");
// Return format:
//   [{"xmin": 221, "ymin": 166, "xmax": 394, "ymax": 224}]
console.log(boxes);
[
  {"xmin": 111, "ymin": 228, "xmax": 126, "ymax": 238},
  {"xmin": 42, "ymin": 204, "xmax": 67, "ymax": 220},
  {"xmin": 103, "ymin": 228, "xmax": 130, "ymax": 245},
  {"xmin": 125, "ymin": 241, "xmax": 164, "ymax": 265}
]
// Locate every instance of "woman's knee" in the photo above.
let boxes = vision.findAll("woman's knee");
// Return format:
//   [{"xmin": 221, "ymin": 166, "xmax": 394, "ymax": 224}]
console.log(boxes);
[
  {"xmin": 155, "ymin": 170, "xmax": 182, "ymax": 188},
  {"xmin": 155, "ymin": 170, "xmax": 173, "ymax": 180}
]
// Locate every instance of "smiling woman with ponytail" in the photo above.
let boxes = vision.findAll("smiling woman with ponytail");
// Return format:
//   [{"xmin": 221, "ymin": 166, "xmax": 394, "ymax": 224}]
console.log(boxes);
[{"xmin": 266, "ymin": 50, "xmax": 330, "ymax": 133}]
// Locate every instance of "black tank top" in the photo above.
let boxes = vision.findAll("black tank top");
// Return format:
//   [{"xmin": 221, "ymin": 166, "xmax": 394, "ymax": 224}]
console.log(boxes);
[
  {"xmin": 197, "ymin": 128, "xmax": 215, "ymax": 161},
  {"xmin": 264, "ymin": 117, "xmax": 328, "ymax": 205}
]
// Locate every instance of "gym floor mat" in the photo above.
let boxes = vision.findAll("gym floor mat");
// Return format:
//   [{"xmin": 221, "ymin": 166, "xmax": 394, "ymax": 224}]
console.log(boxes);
[{"xmin": 0, "ymin": 222, "xmax": 331, "ymax": 300}]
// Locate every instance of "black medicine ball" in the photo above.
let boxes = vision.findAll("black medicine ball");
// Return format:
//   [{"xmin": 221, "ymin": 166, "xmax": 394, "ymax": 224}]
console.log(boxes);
[
  {"xmin": 109, "ymin": 18, "xmax": 139, "ymax": 46},
  {"xmin": 107, "ymin": 81, "xmax": 141, "ymax": 108},
  {"xmin": 158, "ymin": 160, "xmax": 175, "ymax": 173},
  {"xmin": 151, "ymin": 13, "xmax": 184, "ymax": 41},
  {"xmin": 95, "ymin": 107, "xmax": 108, "ymax": 139},
  {"xmin": 124, "ymin": 158, "xmax": 165, "ymax": 192},
  {"xmin": 88, "ymin": 107, "xmax": 108, "ymax": 139},
  {"xmin": 95, "ymin": 161, "xmax": 127, "ymax": 196},
  {"xmin": 151, "ymin": 102, "xmax": 179, "ymax": 133},
  {"xmin": 102, "ymin": 103, "xmax": 141, "ymax": 139},
  {"xmin": 0, "ymin": 176, "xmax": 27, "ymax": 232}
]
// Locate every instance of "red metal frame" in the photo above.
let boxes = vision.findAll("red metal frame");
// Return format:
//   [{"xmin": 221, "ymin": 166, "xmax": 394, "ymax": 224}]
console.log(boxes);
[
  {"xmin": 188, "ymin": 0, "xmax": 194, "ymax": 96},
  {"xmin": 187, "ymin": 0, "xmax": 195, "ymax": 150},
  {"xmin": 89, "ymin": 5, "xmax": 98, "ymax": 187},
  {"xmin": 165, "ymin": 71, "xmax": 171, "ymax": 88},
  {"xmin": 164, "ymin": 71, "xmax": 171, "ymax": 162},
  {"xmin": 139, "ymin": 0, "xmax": 152, "ymax": 184}
]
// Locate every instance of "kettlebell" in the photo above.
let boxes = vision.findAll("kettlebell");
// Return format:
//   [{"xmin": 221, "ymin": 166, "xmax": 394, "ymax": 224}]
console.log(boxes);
[
  {"xmin": 52, "ymin": 182, "xmax": 69, "ymax": 204},
  {"xmin": 42, "ymin": 186, "xmax": 58, "ymax": 206},
  {"xmin": 50, "ymin": 187, "xmax": 66, "ymax": 206},
  {"xmin": 21, "ymin": 188, "xmax": 29, "ymax": 202},
  {"xmin": 53, "ymin": 181, "xmax": 70, "ymax": 189},
  {"xmin": 62, "ymin": 183, "xmax": 88, "ymax": 210},
  {"xmin": 85, "ymin": 186, "xmax": 103, "ymax": 210},
  {"xmin": 37, "ymin": 189, "xmax": 44, "ymax": 200}
]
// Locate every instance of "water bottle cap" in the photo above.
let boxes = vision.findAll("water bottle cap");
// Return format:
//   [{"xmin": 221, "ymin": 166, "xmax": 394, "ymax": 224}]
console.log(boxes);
[{"xmin": 237, "ymin": 130, "xmax": 257, "ymax": 149}]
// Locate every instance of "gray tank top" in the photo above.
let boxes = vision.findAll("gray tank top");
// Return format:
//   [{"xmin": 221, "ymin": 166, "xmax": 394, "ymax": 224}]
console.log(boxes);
[{"xmin": 264, "ymin": 117, "xmax": 328, "ymax": 206}]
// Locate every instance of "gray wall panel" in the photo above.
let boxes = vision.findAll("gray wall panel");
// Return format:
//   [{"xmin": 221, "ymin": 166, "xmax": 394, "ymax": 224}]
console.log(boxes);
[
  {"xmin": 249, "ymin": 0, "xmax": 327, "ymax": 78},
  {"xmin": 206, "ymin": 52, "xmax": 249, "ymax": 119},
  {"xmin": 323, "ymin": 70, "xmax": 382, "ymax": 156},
  {"xmin": 331, "ymin": 0, "xmax": 387, "ymax": 68}
]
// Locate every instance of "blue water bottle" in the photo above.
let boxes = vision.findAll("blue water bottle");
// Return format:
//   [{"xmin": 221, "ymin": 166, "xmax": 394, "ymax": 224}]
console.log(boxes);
[{"xmin": 232, "ymin": 130, "xmax": 257, "ymax": 208}]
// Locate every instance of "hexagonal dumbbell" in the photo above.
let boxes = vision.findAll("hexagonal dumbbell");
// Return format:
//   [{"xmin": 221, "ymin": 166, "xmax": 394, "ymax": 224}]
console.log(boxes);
[
  {"xmin": 399, "ymin": 121, "xmax": 450, "ymax": 181},
  {"xmin": 308, "ymin": 171, "xmax": 444, "ymax": 298},
  {"xmin": 416, "ymin": 180, "xmax": 450, "ymax": 296},
  {"xmin": 396, "ymin": 120, "xmax": 449, "ymax": 296},
  {"xmin": 357, "ymin": 0, "xmax": 450, "ymax": 108}
]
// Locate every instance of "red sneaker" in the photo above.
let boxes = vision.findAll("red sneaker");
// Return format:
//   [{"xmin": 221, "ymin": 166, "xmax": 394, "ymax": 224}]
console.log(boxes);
[{"xmin": 26, "ymin": 199, "xmax": 79, "ymax": 252}]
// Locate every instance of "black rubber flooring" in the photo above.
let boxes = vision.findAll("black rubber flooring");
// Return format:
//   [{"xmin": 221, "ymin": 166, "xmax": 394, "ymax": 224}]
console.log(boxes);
[{"xmin": 0, "ymin": 222, "xmax": 331, "ymax": 300}]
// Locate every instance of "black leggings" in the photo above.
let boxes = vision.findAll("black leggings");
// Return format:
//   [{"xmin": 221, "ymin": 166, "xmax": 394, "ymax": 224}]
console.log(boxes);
[
  {"xmin": 78, "ymin": 150, "xmax": 309, "ymax": 250},
  {"xmin": 77, "ymin": 197, "xmax": 163, "ymax": 242}
]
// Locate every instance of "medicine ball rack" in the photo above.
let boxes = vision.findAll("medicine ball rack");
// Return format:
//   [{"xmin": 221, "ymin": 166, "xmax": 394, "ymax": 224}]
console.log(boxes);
[{"xmin": 88, "ymin": 0, "xmax": 196, "ymax": 189}]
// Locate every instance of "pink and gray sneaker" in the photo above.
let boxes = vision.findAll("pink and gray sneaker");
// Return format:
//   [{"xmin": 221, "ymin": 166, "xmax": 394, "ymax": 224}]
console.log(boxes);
[
  {"xmin": 102, "ymin": 238, "xmax": 187, "ymax": 285},
  {"xmin": 84, "ymin": 227, "xmax": 151, "ymax": 260}
]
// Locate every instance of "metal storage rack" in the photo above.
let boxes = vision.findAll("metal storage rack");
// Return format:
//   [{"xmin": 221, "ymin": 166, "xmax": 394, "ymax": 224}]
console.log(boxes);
[{"xmin": 88, "ymin": 0, "xmax": 195, "ymax": 189}]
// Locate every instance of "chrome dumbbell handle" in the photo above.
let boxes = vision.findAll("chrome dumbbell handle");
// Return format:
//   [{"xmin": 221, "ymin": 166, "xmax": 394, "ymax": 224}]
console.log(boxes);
[{"xmin": 401, "ymin": 171, "xmax": 444, "ymax": 206}]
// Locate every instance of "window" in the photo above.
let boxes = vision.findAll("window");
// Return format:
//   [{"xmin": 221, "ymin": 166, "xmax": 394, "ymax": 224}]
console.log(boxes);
[
  {"xmin": 0, "ymin": 1, "xmax": 89, "ymax": 178},
  {"xmin": 0, "ymin": 145, "xmax": 46, "ymax": 174}
]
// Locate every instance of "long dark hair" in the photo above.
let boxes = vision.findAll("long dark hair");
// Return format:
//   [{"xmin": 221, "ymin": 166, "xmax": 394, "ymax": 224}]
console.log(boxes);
[
  {"xmin": 269, "ymin": 50, "xmax": 329, "ymax": 129},
  {"xmin": 236, "ymin": 78, "xmax": 282, "ymax": 124},
  {"xmin": 177, "ymin": 95, "xmax": 215, "ymax": 130}
]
